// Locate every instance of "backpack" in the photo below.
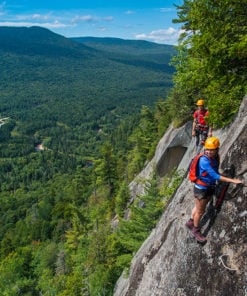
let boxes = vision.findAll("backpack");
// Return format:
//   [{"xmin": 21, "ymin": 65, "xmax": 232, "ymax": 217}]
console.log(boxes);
[
  {"xmin": 189, "ymin": 153, "xmax": 219, "ymax": 185},
  {"xmin": 189, "ymin": 153, "xmax": 204, "ymax": 183}
]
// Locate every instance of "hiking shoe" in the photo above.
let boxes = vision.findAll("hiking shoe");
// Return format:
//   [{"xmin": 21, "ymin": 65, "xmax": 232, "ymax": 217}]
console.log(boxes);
[
  {"xmin": 185, "ymin": 219, "xmax": 194, "ymax": 230},
  {"xmin": 192, "ymin": 227, "xmax": 207, "ymax": 242}
]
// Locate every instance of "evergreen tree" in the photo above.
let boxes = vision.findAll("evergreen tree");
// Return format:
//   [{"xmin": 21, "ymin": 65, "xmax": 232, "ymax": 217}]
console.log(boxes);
[
  {"xmin": 95, "ymin": 142, "xmax": 117, "ymax": 197},
  {"xmin": 117, "ymin": 175, "xmax": 163, "ymax": 261}
]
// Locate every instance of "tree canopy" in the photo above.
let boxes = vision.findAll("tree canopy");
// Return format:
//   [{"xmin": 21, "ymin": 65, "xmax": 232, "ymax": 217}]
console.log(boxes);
[{"xmin": 171, "ymin": 0, "xmax": 246, "ymax": 127}]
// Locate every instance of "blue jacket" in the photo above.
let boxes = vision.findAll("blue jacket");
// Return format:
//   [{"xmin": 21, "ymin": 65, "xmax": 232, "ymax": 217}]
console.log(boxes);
[{"xmin": 196, "ymin": 155, "xmax": 220, "ymax": 189}]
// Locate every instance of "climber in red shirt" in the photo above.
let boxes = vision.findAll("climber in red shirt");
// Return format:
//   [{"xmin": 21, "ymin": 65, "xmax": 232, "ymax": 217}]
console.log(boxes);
[{"xmin": 192, "ymin": 99, "xmax": 212, "ymax": 153}]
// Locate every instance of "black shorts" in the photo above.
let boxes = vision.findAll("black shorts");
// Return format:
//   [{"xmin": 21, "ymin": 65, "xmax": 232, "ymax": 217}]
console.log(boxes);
[
  {"xmin": 195, "ymin": 129, "xmax": 209, "ymax": 146},
  {"xmin": 194, "ymin": 186, "xmax": 215, "ymax": 200}
]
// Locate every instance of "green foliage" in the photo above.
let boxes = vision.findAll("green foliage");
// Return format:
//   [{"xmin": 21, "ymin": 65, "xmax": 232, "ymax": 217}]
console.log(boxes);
[
  {"xmin": 115, "ymin": 180, "xmax": 130, "ymax": 218},
  {"xmin": 171, "ymin": 0, "xmax": 246, "ymax": 127},
  {"xmin": 154, "ymin": 99, "xmax": 173, "ymax": 137},
  {"xmin": 116, "ymin": 175, "xmax": 163, "ymax": 267},
  {"xmin": 159, "ymin": 170, "xmax": 184, "ymax": 202},
  {"xmin": 127, "ymin": 105, "xmax": 160, "ymax": 180},
  {"xmin": 94, "ymin": 142, "xmax": 117, "ymax": 197},
  {"xmin": 0, "ymin": 246, "xmax": 37, "ymax": 295}
]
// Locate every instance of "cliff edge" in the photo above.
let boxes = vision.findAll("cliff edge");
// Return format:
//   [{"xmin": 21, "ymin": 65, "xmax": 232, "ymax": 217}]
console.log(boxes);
[{"xmin": 114, "ymin": 96, "xmax": 247, "ymax": 296}]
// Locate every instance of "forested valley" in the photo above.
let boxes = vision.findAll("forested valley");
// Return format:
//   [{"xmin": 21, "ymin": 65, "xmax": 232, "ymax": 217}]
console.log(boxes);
[{"xmin": 0, "ymin": 0, "xmax": 246, "ymax": 294}]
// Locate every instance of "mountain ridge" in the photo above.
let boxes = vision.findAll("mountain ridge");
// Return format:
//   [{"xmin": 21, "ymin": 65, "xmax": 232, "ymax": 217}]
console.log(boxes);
[
  {"xmin": 0, "ymin": 26, "xmax": 99, "ymax": 58},
  {"xmin": 71, "ymin": 36, "xmax": 175, "ymax": 54}
]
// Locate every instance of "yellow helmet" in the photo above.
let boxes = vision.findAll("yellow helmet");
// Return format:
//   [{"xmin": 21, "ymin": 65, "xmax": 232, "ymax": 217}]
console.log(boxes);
[
  {"xmin": 196, "ymin": 99, "xmax": 204, "ymax": 106},
  {"xmin": 204, "ymin": 137, "xmax": 220, "ymax": 149}
]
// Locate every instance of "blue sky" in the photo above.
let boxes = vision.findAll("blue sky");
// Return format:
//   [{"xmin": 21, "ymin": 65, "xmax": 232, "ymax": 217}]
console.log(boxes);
[{"xmin": 0, "ymin": 0, "xmax": 184, "ymax": 45}]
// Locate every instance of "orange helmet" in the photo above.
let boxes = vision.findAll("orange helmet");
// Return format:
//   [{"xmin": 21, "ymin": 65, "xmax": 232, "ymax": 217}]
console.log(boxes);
[
  {"xmin": 196, "ymin": 99, "xmax": 204, "ymax": 106},
  {"xmin": 204, "ymin": 137, "xmax": 220, "ymax": 149}
]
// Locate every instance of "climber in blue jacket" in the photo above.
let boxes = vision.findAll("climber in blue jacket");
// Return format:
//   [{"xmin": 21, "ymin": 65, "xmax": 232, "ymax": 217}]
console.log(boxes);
[{"xmin": 186, "ymin": 137, "xmax": 242, "ymax": 242}]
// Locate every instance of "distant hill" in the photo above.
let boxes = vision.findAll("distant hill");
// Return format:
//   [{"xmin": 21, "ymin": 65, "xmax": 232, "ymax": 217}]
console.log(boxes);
[
  {"xmin": 0, "ymin": 26, "xmax": 176, "ymax": 156},
  {"xmin": 71, "ymin": 36, "xmax": 175, "ymax": 74},
  {"xmin": 71, "ymin": 36, "xmax": 175, "ymax": 59}
]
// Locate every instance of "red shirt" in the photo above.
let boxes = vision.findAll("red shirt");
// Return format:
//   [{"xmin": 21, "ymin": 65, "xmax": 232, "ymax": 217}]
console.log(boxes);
[{"xmin": 193, "ymin": 109, "xmax": 209, "ymax": 126}]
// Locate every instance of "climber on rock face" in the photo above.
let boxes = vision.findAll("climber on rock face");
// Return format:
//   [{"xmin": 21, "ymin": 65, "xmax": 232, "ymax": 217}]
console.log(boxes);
[
  {"xmin": 186, "ymin": 137, "xmax": 242, "ymax": 242},
  {"xmin": 192, "ymin": 99, "xmax": 212, "ymax": 154}
]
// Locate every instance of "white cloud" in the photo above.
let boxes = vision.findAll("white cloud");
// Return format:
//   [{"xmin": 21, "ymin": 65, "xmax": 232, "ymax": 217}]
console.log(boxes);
[
  {"xmin": 135, "ymin": 27, "xmax": 184, "ymax": 45},
  {"xmin": 72, "ymin": 14, "xmax": 113, "ymax": 24},
  {"xmin": 72, "ymin": 15, "xmax": 97, "ymax": 23},
  {"xmin": 98, "ymin": 26, "xmax": 107, "ymax": 32},
  {"xmin": 0, "ymin": 21, "xmax": 70, "ymax": 29},
  {"xmin": 31, "ymin": 13, "xmax": 51, "ymax": 20},
  {"xmin": 0, "ymin": 4, "xmax": 71, "ymax": 30},
  {"xmin": 14, "ymin": 13, "xmax": 52, "ymax": 21},
  {"xmin": 0, "ymin": 9, "xmax": 114, "ymax": 34},
  {"xmin": 102, "ymin": 16, "xmax": 114, "ymax": 22},
  {"xmin": 125, "ymin": 10, "xmax": 135, "ymax": 15},
  {"xmin": 159, "ymin": 8, "xmax": 175, "ymax": 13}
]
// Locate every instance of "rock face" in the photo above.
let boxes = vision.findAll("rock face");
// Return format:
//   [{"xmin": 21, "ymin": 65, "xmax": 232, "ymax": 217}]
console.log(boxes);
[
  {"xmin": 128, "ymin": 121, "xmax": 193, "ymax": 202},
  {"xmin": 114, "ymin": 96, "xmax": 247, "ymax": 296}
]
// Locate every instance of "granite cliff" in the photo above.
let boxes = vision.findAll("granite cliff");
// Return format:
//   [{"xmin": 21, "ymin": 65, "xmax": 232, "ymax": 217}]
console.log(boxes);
[{"xmin": 114, "ymin": 96, "xmax": 247, "ymax": 296}]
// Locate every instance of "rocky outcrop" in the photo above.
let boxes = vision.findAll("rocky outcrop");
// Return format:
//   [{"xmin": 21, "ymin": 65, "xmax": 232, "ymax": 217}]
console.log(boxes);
[
  {"xmin": 128, "ymin": 121, "xmax": 192, "ymax": 201},
  {"xmin": 114, "ymin": 96, "xmax": 247, "ymax": 296}
]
